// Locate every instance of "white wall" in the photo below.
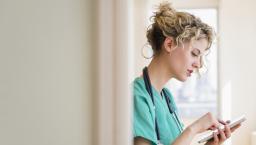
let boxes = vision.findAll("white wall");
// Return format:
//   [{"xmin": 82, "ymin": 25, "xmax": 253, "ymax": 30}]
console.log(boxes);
[
  {"xmin": 133, "ymin": 0, "xmax": 152, "ymax": 77},
  {"xmin": 219, "ymin": 0, "xmax": 256, "ymax": 145},
  {"xmin": 152, "ymin": 0, "xmax": 217, "ymax": 9},
  {"xmin": 0, "ymin": 0, "xmax": 92, "ymax": 145},
  {"xmin": 95, "ymin": 0, "xmax": 132, "ymax": 144}
]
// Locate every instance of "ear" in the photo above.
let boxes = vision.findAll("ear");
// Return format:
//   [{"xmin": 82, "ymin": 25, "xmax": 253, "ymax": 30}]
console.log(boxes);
[{"xmin": 163, "ymin": 37, "xmax": 175, "ymax": 53}]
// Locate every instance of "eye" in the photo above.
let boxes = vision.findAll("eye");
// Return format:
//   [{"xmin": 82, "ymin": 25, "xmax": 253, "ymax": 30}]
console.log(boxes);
[{"xmin": 191, "ymin": 52, "xmax": 199, "ymax": 57}]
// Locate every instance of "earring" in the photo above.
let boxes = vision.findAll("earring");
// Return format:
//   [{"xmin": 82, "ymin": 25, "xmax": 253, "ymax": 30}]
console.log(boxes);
[{"xmin": 141, "ymin": 43, "xmax": 153, "ymax": 59}]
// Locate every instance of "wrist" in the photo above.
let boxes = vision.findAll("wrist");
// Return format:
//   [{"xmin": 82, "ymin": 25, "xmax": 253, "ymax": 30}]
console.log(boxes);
[{"xmin": 187, "ymin": 123, "xmax": 199, "ymax": 135}]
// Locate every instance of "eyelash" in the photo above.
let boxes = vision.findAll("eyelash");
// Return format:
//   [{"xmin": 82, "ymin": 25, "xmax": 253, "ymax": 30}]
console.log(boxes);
[{"xmin": 192, "ymin": 52, "xmax": 199, "ymax": 57}]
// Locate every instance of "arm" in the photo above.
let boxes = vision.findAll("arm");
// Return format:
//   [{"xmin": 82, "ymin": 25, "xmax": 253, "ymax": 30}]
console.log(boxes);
[
  {"xmin": 133, "ymin": 113, "xmax": 211, "ymax": 145},
  {"xmin": 171, "ymin": 125, "xmax": 197, "ymax": 145},
  {"xmin": 134, "ymin": 137, "xmax": 151, "ymax": 145},
  {"xmin": 172, "ymin": 112, "xmax": 219, "ymax": 145},
  {"xmin": 133, "ymin": 113, "xmax": 218, "ymax": 145},
  {"xmin": 133, "ymin": 126, "xmax": 197, "ymax": 145},
  {"xmin": 133, "ymin": 113, "xmax": 242, "ymax": 145},
  {"xmin": 172, "ymin": 113, "xmax": 242, "ymax": 145}
]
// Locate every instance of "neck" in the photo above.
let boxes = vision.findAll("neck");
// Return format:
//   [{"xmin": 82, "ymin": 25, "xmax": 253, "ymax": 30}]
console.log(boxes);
[{"xmin": 147, "ymin": 56, "xmax": 173, "ymax": 92}]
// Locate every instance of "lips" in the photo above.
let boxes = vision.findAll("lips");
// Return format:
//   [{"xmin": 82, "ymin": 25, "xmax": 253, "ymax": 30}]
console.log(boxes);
[
  {"xmin": 187, "ymin": 69, "xmax": 193, "ymax": 76},
  {"xmin": 188, "ymin": 69, "xmax": 193, "ymax": 73}
]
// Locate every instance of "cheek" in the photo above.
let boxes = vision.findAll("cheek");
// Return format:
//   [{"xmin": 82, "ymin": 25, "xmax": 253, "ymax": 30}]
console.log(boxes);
[
  {"xmin": 168, "ymin": 49, "xmax": 191, "ymax": 71},
  {"xmin": 169, "ymin": 54, "xmax": 189, "ymax": 72},
  {"xmin": 177, "ymin": 54, "xmax": 191, "ymax": 67}
]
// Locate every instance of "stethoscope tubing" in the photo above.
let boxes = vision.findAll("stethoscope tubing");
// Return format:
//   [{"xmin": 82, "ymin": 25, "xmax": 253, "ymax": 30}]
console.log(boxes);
[{"xmin": 142, "ymin": 67, "xmax": 183, "ymax": 143}]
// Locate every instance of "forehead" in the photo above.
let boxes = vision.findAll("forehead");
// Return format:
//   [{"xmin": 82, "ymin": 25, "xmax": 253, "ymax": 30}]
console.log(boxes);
[{"xmin": 190, "ymin": 39, "xmax": 209, "ymax": 52}]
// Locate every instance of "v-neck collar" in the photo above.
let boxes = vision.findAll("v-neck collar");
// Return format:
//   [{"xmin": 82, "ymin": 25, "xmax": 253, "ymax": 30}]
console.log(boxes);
[
  {"xmin": 136, "ymin": 77, "xmax": 167, "ymax": 102},
  {"xmin": 137, "ymin": 77, "xmax": 165, "ymax": 100}
]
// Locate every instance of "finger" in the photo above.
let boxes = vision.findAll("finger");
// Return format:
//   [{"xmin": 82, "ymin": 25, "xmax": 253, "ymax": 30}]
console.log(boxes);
[
  {"xmin": 208, "ymin": 126, "xmax": 217, "ymax": 130},
  {"xmin": 213, "ymin": 131, "xmax": 219, "ymax": 143},
  {"xmin": 231, "ymin": 124, "xmax": 242, "ymax": 132},
  {"xmin": 218, "ymin": 127, "xmax": 226, "ymax": 142},
  {"xmin": 208, "ymin": 121, "xmax": 219, "ymax": 130},
  {"xmin": 210, "ymin": 116, "xmax": 220, "ymax": 128},
  {"xmin": 218, "ymin": 119, "xmax": 227, "ymax": 125},
  {"xmin": 224, "ymin": 125, "xmax": 231, "ymax": 138}
]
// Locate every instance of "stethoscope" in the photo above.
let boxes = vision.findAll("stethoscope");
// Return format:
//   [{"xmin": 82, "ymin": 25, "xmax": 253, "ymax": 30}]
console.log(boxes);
[{"xmin": 143, "ymin": 67, "xmax": 183, "ymax": 145}]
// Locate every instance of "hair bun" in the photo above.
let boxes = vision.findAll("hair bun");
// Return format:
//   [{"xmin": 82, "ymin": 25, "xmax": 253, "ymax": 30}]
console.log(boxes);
[
  {"xmin": 155, "ymin": 2, "xmax": 176, "ymax": 18},
  {"xmin": 146, "ymin": 1, "xmax": 214, "ymax": 57}
]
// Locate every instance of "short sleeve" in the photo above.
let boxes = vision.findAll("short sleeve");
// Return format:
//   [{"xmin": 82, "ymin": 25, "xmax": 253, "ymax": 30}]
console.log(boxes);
[{"xmin": 133, "ymin": 89, "xmax": 158, "ymax": 144}]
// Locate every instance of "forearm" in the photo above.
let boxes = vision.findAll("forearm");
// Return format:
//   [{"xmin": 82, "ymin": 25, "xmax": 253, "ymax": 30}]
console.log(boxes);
[{"xmin": 171, "ymin": 126, "xmax": 197, "ymax": 145}]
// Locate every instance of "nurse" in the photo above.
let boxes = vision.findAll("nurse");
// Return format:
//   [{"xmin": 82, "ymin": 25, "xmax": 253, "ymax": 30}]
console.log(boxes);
[{"xmin": 133, "ymin": 2, "xmax": 241, "ymax": 145}]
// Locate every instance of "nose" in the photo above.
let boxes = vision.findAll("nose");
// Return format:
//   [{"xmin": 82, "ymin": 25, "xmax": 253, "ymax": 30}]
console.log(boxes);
[{"xmin": 192, "ymin": 57, "xmax": 202, "ymax": 69}]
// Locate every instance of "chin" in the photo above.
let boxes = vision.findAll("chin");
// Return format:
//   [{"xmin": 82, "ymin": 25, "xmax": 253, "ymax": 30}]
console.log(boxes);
[{"xmin": 176, "ymin": 76, "xmax": 188, "ymax": 82}]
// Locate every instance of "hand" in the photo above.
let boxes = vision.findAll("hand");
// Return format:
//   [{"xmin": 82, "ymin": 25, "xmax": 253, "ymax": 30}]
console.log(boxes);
[
  {"xmin": 205, "ymin": 120, "xmax": 242, "ymax": 145},
  {"xmin": 189, "ymin": 112, "xmax": 219, "ymax": 134}
]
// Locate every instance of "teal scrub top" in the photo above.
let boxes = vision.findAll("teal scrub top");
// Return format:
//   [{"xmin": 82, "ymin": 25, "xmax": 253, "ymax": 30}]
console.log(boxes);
[{"xmin": 133, "ymin": 77, "xmax": 184, "ymax": 145}]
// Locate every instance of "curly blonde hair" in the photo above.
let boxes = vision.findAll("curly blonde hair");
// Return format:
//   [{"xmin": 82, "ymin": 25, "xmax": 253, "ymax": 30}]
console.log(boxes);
[{"xmin": 146, "ymin": 2, "xmax": 215, "ymax": 56}]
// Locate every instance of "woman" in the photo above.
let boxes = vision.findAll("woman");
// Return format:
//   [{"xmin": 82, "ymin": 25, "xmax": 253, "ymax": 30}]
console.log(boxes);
[{"xmin": 133, "ymin": 2, "xmax": 241, "ymax": 145}]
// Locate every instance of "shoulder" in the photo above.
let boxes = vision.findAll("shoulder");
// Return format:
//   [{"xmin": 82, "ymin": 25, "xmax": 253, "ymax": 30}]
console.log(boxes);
[
  {"xmin": 132, "ymin": 77, "xmax": 154, "ymax": 109},
  {"xmin": 132, "ymin": 78, "xmax": 157, "ymax": 144},
  {"xmin": 133, "ymin": 77, "xmax": 148, "ymax": 98}
]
